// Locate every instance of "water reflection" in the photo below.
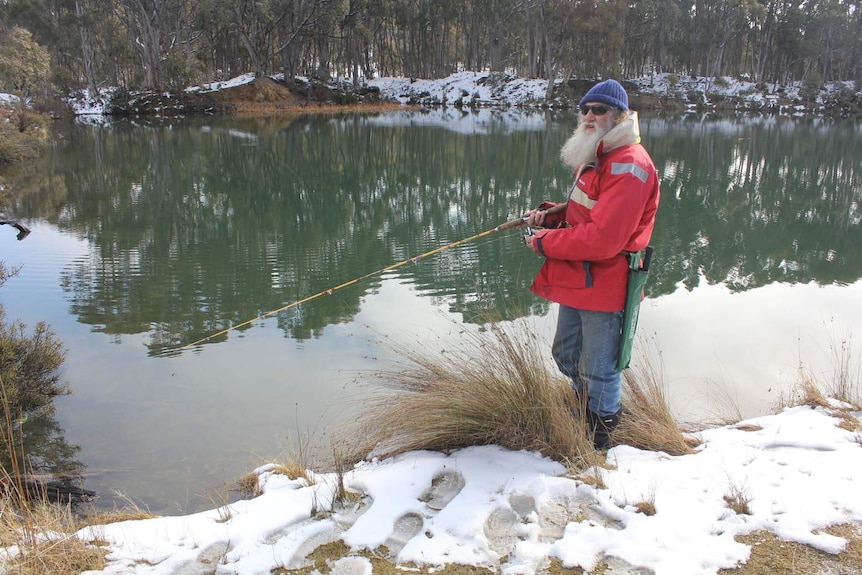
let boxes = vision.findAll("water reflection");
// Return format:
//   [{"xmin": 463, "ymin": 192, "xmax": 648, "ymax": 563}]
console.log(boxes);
[
  {"xmin": 645, "ymin": 116, "xmax": 862, "ymax": 294},
  {"xmin": 15, "ymin": 112, "xmax": 560, "ymax": 354},
  {"xmin": 11, "ymin": 112, "xmax": 860, "ymax": 357}
]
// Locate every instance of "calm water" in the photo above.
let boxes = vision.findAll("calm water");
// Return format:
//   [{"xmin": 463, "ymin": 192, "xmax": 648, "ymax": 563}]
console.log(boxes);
[{"xmin": 2, "ymin": 110, "xmax": 861, "ymax": 514}]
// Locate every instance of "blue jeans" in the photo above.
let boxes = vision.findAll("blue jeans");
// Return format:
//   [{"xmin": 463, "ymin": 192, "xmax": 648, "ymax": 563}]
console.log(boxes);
[{"xmin": 552, "ymin": 305, "xmax": 623, "ymax": 417}]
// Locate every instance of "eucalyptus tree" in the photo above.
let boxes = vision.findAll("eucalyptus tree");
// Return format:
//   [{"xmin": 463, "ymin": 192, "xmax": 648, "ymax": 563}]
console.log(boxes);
[
  {"xmin": 114, "ymin": 0, "xmax": 189, "ymax": 89},
  {"xmin": 523, "ymin": 0, "xmax": 544, "ymax": 79},
  {"xmin": 196, "ymin": 0, "xmax": 239, "ymax": 79},
  {"xmin": 853, "ymin": 0, "xmax": 862, "ymax": 85},
  {"xmin": 622, "ymin": 0, "xmax": 684, "ymax": 76},
  {"xmin": 275, "ymin": 0, "xmax": 322, "ymax": 81},
  {"xmin": 771, "ymin": 2, "xmax": 809, "ymax": 83},
  {"xmin": 308, "ymin": 0, "xmax": 348, "ymax": 79},
  {"xmin": 690, "ymin": 0, "xmax": 759, "ymax": 78},
  {"xmin": 457, "ymin": 0, "xmax": 486, "ymax": 71},
  {"xmin": 548, "ymin": 0, "xmax": 625, "ymax": 79},
  {"xmin": 525, "ymin": 0, "xmax": 578, "ymax": 97},
  {"xmin": 74, "ymin": 0, "xmax": 100, "ymax": 96},
  {"xmin": 230, "ymin": 0, "xmax": 278, "ymax": 77},
  {"xmin": 339, "ymin": 0, "xmax": 375, "ymax": 84},
  {"xmin": 746, "ymin": 0, "xmax": 783, "ymax": 82},
  {"xmin": 388, "ymin": 0, "xmax": 451, "ymax": 77},
  {"xmin": 2, "ymin": 0, "xmax": 72, "ymax": 89},
  {"xmin": 486, "ymin": 0, "xmax": 523, "ymax": 73},
  {"xmin": 803, "ymin": 0, "xmax": 858, "ymax": 82}
]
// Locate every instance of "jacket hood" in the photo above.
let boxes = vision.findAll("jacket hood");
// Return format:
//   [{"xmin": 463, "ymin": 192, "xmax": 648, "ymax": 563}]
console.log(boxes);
[{"xmin": 597, "ymin": 111, "xmax": 641, "ymax": 156}]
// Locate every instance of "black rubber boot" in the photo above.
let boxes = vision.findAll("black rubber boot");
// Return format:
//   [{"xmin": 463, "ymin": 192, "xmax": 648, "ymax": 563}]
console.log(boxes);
[{"xmin": 587, "ymin": 409, "xmax": 621, "ymax": 450}]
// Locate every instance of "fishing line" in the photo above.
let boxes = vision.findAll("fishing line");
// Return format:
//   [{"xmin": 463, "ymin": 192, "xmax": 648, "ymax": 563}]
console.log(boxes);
[{"xmin": 175, "ymin": 213, "xmax": 538, "ymax": 353}]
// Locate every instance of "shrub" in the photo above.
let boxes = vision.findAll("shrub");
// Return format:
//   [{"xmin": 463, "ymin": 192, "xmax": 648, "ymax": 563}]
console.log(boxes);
[
  {"xmin": 0, "ymin": 264, "xmax": 70, "ymax": 479},
  {"xmin": 0, "ymin": 105, "xmax": 50, "ymax": 165},
  {"xmin": 0, "ymin": 306, "xmax": 68, "ymax": 417}
]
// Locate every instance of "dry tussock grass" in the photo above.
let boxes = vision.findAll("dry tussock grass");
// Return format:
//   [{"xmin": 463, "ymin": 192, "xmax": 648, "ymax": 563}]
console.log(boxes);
[
  {"xmin": 0, "ymin": 496, "xmax": 106, "ymax": 574},
  {"xmin": 822, "ymin": 327, "xmax": 861, "ymax": 406},
  {"xmin": 773, "ymin": 367, "xmax": 861, "ymax": 433},
  {"xmin": 345, "ymin": 319, "xmax": 692, "ymax": 470},
  {"xmin": 776, "ymin": 371, "xmax": 831, "ymax": 411},
  {"xmin": 777, "ymin": 328, "xmax": 861, "ymax": 414},
  {"xmin": 615, "ymin": 344, "xmax": 696, "ymax": 456},
  {"xmin": 346, "ymin": 320, "xmax": 595, "ymax": 465}
]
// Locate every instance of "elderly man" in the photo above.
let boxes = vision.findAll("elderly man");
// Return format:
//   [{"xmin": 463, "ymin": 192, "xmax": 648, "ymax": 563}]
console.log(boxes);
[{"xmin": 523, "ymin": 79, "xmax": 660, "ymax": 449}]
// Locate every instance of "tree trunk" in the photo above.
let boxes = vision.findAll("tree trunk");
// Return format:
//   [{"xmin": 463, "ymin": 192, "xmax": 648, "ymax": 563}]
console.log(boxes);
[
  {"xmin": 234, "ymin": 3, "xmax": 266, "ymax": 77},
  {"xmin": 540, "ymin": 3, "xmax": 554, "ymax": 98},
  {"xmin": 117, "ymin": 0, "xmax": 168, "ymax": 90},
  {"xmin": 75, "ymin": 0, "xmax": 99, "ymax": 97}
]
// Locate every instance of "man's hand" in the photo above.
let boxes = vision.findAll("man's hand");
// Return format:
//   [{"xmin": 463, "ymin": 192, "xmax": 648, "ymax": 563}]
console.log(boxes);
[
  {"xmin": 522, "ymin": 225, "xmax": 535, "ymax": 249},
  {"xmin": 522, "ymin": 208, "xmax": 548, "ymax": 228}
]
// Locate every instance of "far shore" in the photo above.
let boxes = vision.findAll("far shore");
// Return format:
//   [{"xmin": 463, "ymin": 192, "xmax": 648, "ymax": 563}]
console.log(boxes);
[{"xmin": 64, "ymin": 73, "xmax": 862, "ymax": 119}]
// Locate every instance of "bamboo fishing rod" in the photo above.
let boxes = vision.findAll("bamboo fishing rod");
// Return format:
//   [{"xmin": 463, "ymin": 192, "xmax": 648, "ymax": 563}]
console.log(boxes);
[{"xmin": 177, "ymin": 204, "xmax": 566, "ymax": 352}]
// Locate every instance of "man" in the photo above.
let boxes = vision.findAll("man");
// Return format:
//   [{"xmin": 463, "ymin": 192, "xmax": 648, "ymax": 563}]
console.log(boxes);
[{"xmin": 523, "ymin": 79, "xmax": 660, "ymax": 449}]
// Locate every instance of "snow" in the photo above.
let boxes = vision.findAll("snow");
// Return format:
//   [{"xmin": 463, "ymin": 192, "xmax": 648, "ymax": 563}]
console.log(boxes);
[
  {"xmin": 367, "ymin": 71, "xmax": 552, "ymax": 107},
  {"xmin": 185, "ymin": 72, "xmax": 258, "ymax": 95},
  {"xmin": 71, "ymin": 404, "xmax": 862, "ymax": 574},
  {"xmin": 65, "ymin": 87, "xmax": 120, "ymax": 116}
]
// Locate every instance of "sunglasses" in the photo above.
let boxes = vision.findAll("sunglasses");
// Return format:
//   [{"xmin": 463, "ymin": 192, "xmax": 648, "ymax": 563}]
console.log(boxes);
[{"xmin": 579, "ymin": 104, "xmax": 612, "ymax": 116}]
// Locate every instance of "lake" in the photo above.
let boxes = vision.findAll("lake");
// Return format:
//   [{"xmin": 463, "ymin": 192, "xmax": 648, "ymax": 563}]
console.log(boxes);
[{"xmin": 1, "ymin": 109, "xmax": 861, "ymax": 514}]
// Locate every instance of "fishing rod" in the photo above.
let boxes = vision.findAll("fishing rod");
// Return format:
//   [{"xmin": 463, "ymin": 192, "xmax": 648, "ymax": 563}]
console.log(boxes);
[{"xmin": 176, "ymin": 203, "xmax": 566, "ymax": 353}]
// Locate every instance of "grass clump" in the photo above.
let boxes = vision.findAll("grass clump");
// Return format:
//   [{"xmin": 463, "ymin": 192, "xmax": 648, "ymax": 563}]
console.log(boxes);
[
  {"xmin": 773, "ymin": 350, "xmax": 861, "ymax": 433},
  {"xmin": 345, "ymin": 319, "xmax": 691, "ymax": 471},
  {"xmin": 0, "ymin": 497, "xmax": 107, "ymax": 574},
  {"xmin": 346, "ymin": 320, "xmax": 593, "ymax": 466},
  {"xmin": 83, "ymin": 499, "xmax": 156, "ymax": 525},
  {"xmin": 235, "ymin": 470, "xmax": 263, "ymax": 498},
  {"xmin": 615, "ymin": 343, "xmax": 696, "ymax": 456},
  {"xmin": 778, "ymin": 326, "xmax": 862, "ymax": 414},
  {"xmin": 723, "ymin": 476, "xmax": 752, "ymax": 516}
]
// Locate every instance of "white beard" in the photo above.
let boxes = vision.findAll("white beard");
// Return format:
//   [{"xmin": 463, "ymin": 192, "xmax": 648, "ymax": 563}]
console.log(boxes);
[{"xmin": 559, "ymin": 122, "xmax": 606, "ymax": 171}]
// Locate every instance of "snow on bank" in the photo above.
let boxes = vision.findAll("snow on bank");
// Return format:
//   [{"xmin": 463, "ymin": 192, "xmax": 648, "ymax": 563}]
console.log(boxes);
[
  {"xmin": 66, "ymin": 70, "xmax": 860, "ymax": 117},
  {"xmin": 367, "ymin": 71, "xmax": 551, "ymax": 107},
  {"xmin": 73, "ymin": 404, "xmax": 862, "ymax": 575},
  {"xmin": 0, "ymin": 93, "xmax": 19, "ymax": 106}
]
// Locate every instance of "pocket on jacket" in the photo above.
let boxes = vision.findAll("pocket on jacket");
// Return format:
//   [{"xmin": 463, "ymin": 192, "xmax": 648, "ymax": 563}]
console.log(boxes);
[{"xmin": 545, "ymin": 260, "xmax": 590, "ymax": 289}]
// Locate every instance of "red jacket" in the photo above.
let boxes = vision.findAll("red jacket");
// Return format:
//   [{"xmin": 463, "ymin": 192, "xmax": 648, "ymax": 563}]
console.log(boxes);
[{"xmin": 530, "ymin": 113, "xmax": 660, "ymax": 312}]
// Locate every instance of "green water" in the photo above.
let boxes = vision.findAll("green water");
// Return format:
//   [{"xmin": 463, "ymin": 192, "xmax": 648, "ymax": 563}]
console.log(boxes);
[{"xmin": 2, "ymin": 110, "xmax": 860, "ymax": 512}]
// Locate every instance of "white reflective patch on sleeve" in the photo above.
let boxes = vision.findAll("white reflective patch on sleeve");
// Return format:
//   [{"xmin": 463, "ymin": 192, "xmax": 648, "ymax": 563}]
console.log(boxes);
[
  {"xmin": 611, "ymin": 162, "xmax": 649, "ymax": 183},
  {"xmin": 570, "ymin": 185, "xmax": 598, "ymax": 209}
]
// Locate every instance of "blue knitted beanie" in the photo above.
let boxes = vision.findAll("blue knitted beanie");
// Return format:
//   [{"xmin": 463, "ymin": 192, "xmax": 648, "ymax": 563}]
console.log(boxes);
[{"xmin": 579, "ymin": 79, "xmax": 629, "ymax": 110}]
